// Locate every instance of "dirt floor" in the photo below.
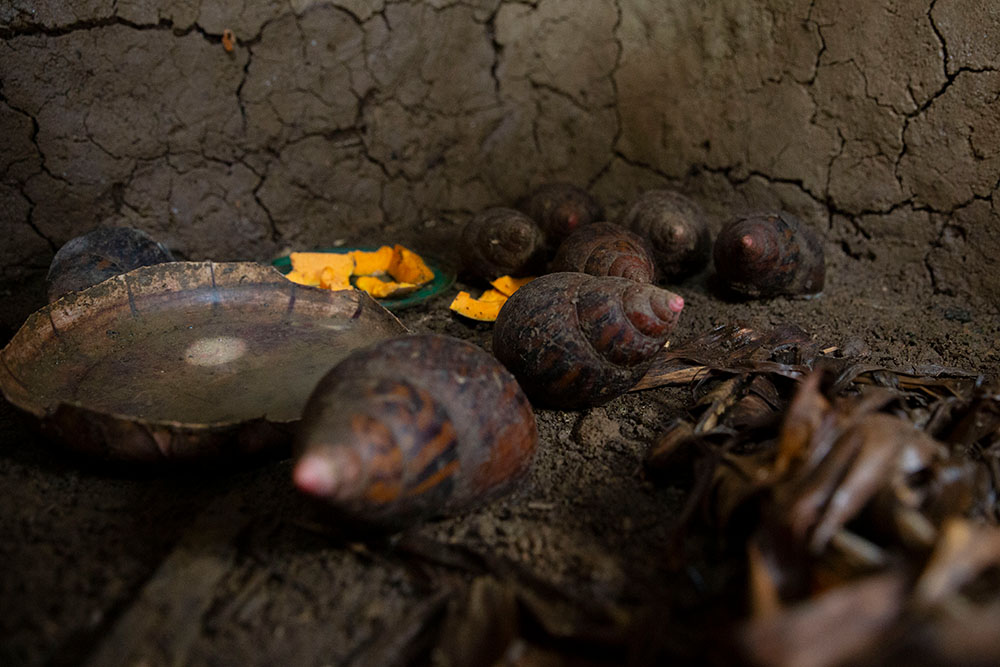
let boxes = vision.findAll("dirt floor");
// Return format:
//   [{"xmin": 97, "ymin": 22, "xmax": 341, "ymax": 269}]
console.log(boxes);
[
  {"xmin": 1, "ymin": 231, "xmax": 997, "ymax": 666},
  {"xmin": 2, "ymin": 1, "xmax": 998, "ymax": 663}
]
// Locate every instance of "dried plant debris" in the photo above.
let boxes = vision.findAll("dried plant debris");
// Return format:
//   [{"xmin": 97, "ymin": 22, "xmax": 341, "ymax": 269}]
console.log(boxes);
[
  {"xmin": 633, "ymin": 323, "xmax": 821, "ymax": 392},
  {"xmin": 640, "ymin": 322, "xmax": 1000, "ymax": 666}
]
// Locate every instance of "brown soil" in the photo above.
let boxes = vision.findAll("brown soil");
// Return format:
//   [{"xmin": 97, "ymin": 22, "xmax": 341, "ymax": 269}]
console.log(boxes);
[
  {"xmin": 1, "ymin": 236, "xmax": 997, "ymax": 665},
  {"xmin": 1, "ymin": 1, "xmax": 998, "ymax": 663}
]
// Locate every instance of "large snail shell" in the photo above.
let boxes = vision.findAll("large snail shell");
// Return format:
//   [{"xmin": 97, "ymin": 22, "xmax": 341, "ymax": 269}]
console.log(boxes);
[
  {"xmin": 460, "ymin": 207, "xmax": 546, "ymax": 281},
  {"xmin": 293, "ymin": 334, "xmax": 538, "ymax": 525},
  {"xmin": 549, "ymin": 221, "xmax": 657, "ymax": 283},
  {"xmin": 518, "ymin": 182, "xmax": 604, "ymax": 246},
  {"xmin": 713, "ymin": 211, "xmax": 825, "ymax": 298},
  {"xmin": 618, "ymin": 190, "xmax": 710, "ymax": 280},
  {"xmin": 493, "ymin": 272, "xmax": 684, "ymax": 409},
  {"xmin": 47, "ymin": 227, "xmax": 174, "ymax": 302}
]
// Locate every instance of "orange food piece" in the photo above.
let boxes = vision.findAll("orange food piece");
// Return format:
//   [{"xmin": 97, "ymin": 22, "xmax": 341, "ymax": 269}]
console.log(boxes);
[
  {"xmin": 285, "ymin": 252, "xmax": 354, "ymax": 291},
  {"xmin": 448, "ymin": 278, "xmax": 533, "ymax": 322},
  {"xmin": 355, "ymin": 275, "xmax": 419, "ymax": 299},
  {"xmin": 319, "ymin": 264, "xmax": 353, "ymax": 291},
  {"xmin": 284, "ymin": 269, "xmax": 320, "ymax": 287},
  {"xmin": 285, "ymin": 247, "xmax": 433, "ymax": 298},
  {"xmin": 350, "ymin": 246, "xmax": 394, "ymax": 275},
  {"xmin": 290, "ymin": 252, "xmax": 355, "ymax": 281},
  {"xmin": 489, "ymin": 275, "xmax": 535, "ymax": 296},
  {"xmin": 479, "ymin": 288, "xmax": 508, "ymax": 302},
  {"xmin": 449, "ymin": 290, "xmax": 505, "ymax": 322},
  {"xmin": 388, "ymin": 245, "xmax": 434, "ymax": 285}
]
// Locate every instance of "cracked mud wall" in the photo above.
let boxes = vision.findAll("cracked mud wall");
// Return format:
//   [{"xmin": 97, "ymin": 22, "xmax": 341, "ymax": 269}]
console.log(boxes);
[{"xmin": 1, "ymin": 0, "xmax": 997, "ymax": 307}]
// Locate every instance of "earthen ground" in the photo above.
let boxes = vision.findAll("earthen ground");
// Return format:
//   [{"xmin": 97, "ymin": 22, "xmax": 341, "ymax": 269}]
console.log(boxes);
[
  {"xmin": 1, "ymin": 234, "xmax": 997, "ymax": 664},
  {"xmin": 1, "ymin": 0, "xmax": 999, "ymax": 664}
]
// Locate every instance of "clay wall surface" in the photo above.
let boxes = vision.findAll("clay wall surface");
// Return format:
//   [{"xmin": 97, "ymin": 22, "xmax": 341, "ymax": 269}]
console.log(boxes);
[{"xmin": 1, "ymin": 0, "xmax": 997, "ymax": 307}]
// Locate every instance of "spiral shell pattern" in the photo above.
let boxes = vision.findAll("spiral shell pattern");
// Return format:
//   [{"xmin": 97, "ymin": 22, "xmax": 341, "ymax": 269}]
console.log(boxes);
[
  {"xmin": 618, "ymin": 190, "xmax": 710, "ymax": 280},
  {"xmin": 713, "ymin": 211, "xmax": 825, "ymax": 298},
  {"xmin": 550, "ymin": 222, "xmax": 657, "ymax": 283},
  {"xmin": 294, "ymin": 334, "xmax": 538, "ymax": 525},
  {"xmin": 460, "ymin": 207, "xmax": 546, "ymax": 281},
  {"xmin": 493, "ymin": 272, "xmax": 684, "ymax": 409}
]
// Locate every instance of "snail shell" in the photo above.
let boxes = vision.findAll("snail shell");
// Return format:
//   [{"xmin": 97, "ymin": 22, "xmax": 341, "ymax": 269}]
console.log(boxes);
[
  {"xmin": 460, "ymin": 207, "xmax": 546, "ymax": 281},
  {"xmin": 618, "ymin": 190, "xmax": 710, "ymax": 280},
  {"xmin": 293, "ymin": 334, "xmax": 538, "ymax": 526},
  {"xmin": 713, "ymin": 211, "xmax": 825, "ymax": 298},
  {"xmin": 549, "ymin": 221, "xmax": 657, "ymax": 283},
  {"xmin": 518, "ymin": 182, "xmax": 604, "ymax": 246},
  {"xmin": 46, "ymin": 227, "xmax": 174, "ymax": 302},
  {"xmin": 493, "ymin": 272, "xmax": 684, "ymax": 409}
]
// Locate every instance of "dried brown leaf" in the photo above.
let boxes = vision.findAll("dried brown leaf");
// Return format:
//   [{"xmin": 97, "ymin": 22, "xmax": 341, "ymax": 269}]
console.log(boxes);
[
  {"xmin": 808, "ymin": 415, "xmax": 936, "ymax": 552},
  {"xmin": 740, "ymin": 572, "xmax": 906, "ymax": 667},
  {"xmin": 725, "ymin": 393, "xmax": 779, "ymax": 430},
  {"xmin": 922, "ymin": 457, "xmax": 992, "ymax": 525},
  {"xmin": 772, "ymin": 373, "xmax": 830, "ymax": 479},
  {"xmin": 695, "ymin": 376, "xmax": 744, "ymax": 433},
  {"xmin": 914, "ymin": 518, "xmax": 1000, "ymax": 608},
  {"xmin": 710, "ymin": 448, "xmax": 775, "ymax": 527},
  {"xmin": 747, "ymin": 537, "xmax": 784, "ymax": 618},
  {"xmin": 901, "ymin": 600, "xmax": 1000, "ymax": 666},
  {"xmin": 943, "ymin": 383, "xmax": 1000, "ymax": 449},
  {"xmin": 827, "ymin": 529, "xmax": 889, "ymax": 570},
  {"xmin": 634, "ymin": 323, "xmax": 821, "ymax": 392},
  {"xmin": 644, "ymin": 420, "xmax": 698, "ymax": 474}
]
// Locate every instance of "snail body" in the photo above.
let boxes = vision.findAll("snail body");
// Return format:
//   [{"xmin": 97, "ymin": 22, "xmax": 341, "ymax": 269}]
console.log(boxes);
[
  {"xmin": 713, "ymin": 211, "xmax": 825, "ymax": 298},
  {"xmin": 460, "ymin": 207, "xmax": 546, "ymax": 281},
  {"xmin": 518, "ymin": 182, "xmax": 604, "ymax": 246},
  {"xmin": 293, "ymin": 334, "xmax": 538, "ymax": 526},
  {"xmin": 549, "ymin": 222, "xmax": 657, "ymax": 283},
  {"xmin": 619, "ymin": 190, "xmax": 710, "ymax": 280},
  {"xmin": 493, "ymin": 272, "xmax": 684, "ymax": 409}
]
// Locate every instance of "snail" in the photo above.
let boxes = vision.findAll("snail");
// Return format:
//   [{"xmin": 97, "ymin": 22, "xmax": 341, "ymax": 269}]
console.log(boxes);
[
  {"xmin": 618, "ymin": 190, "xmax": 711, "ymax": 280},
  {"xmin": 459, "ymin": 207, "xmax": 546, "ymax": 281},
  {"xmin": 517, "ymin": 182, "xmax": 604, "ymax": 246},
  {"xmin": 713, "ymin": 211, "xmax": 825, "ymax": 299},
  {"xmin": 549, "ymin": 221, "xmax": 656, "ymax": 283},
  {"xmin": 293, "ymin": 334, "xmax": 538, "ymax": 525},
  {"xmin": 493, "ymin": 272, "xmax": 684, "ymax": 409},
  {"xmin": 46, "ymin": 227, "xmax": 174, "ymax": 302}
]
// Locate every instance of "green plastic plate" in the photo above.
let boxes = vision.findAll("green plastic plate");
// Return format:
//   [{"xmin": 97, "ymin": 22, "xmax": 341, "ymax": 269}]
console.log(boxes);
[{"xmin": 271, "ymin": 247, "xmax": 455, "ymax": 311}]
